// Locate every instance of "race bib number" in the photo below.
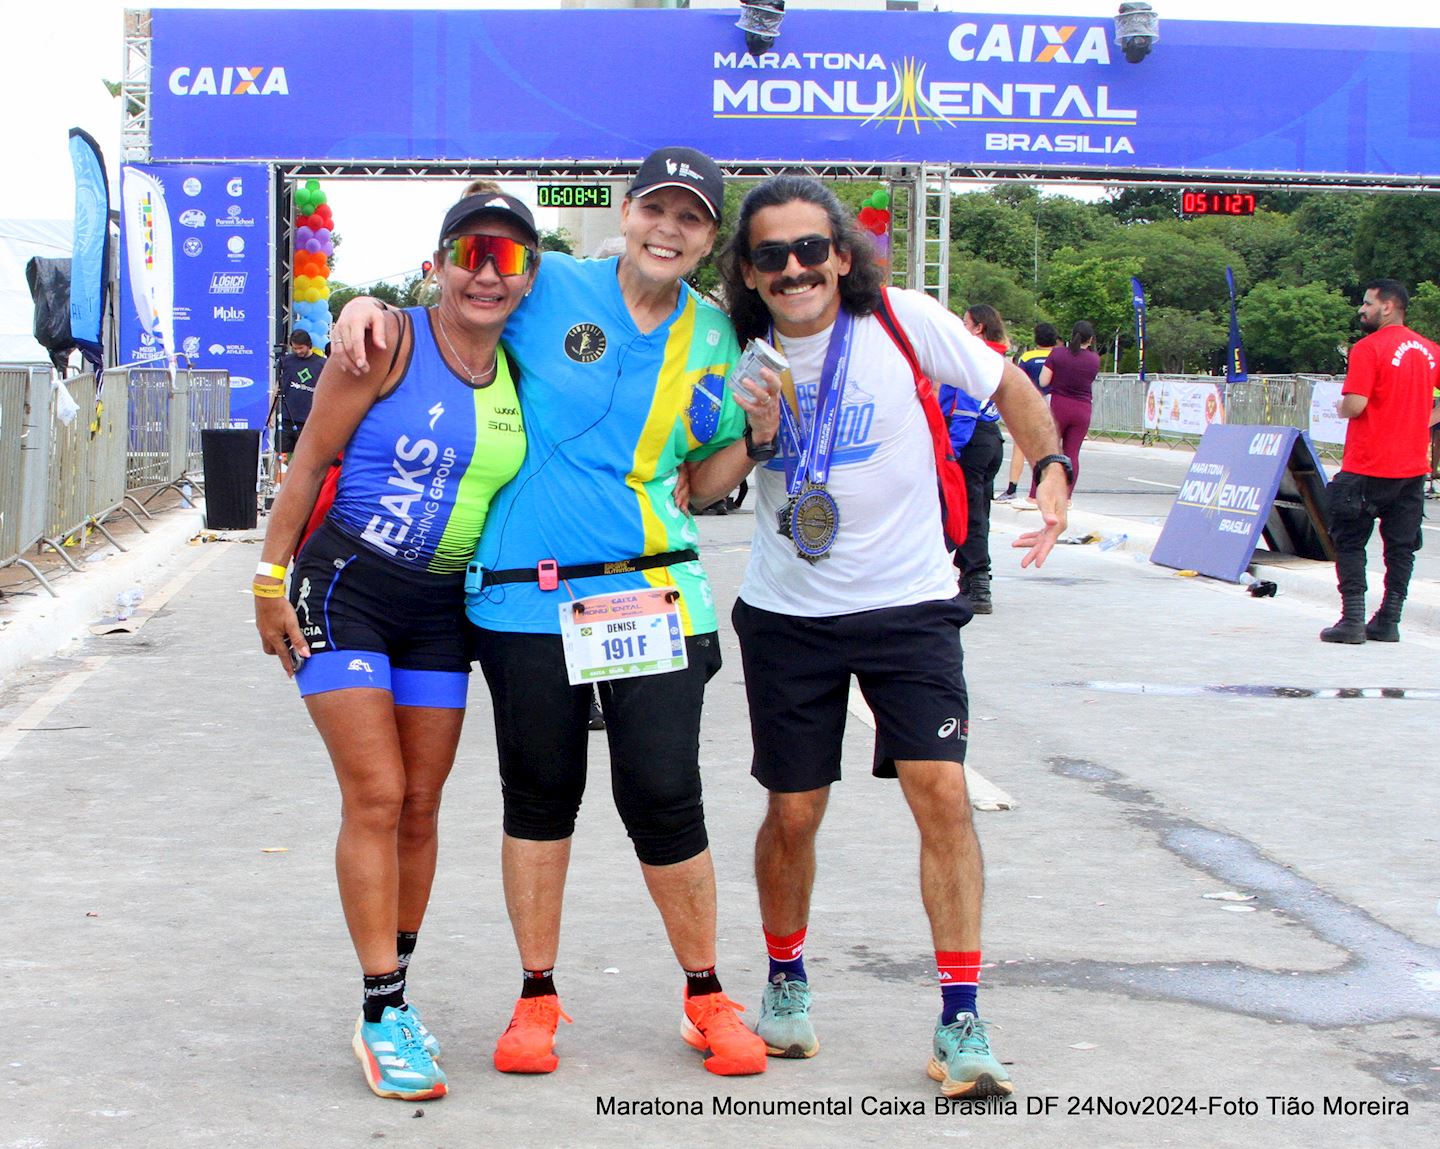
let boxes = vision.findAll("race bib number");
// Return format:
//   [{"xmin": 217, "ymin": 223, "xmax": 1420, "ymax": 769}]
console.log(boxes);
[{"xmin": 558, "ymin": 588, "xmax": 687, "ymax": 685}]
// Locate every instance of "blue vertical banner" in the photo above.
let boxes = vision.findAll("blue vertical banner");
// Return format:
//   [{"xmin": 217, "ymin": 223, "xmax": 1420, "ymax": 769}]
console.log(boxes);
[
  {"xmin": 1225, "ymin": 266, "xmax": 1248, "ymax": 383},
  {"xmin": 118, "ymin": 163, "xmax": 271, "ymax": 430},
  {"xmin": 1131, "ymin": 276, "xmax": 1147, "ymax": 382},
  {"xmin": 68, "ymin": 128, "xmax": 110, "ymax": 373}
]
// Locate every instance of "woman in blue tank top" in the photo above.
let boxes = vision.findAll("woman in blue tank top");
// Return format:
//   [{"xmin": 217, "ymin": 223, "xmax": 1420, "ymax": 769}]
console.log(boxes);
[{"xmin": 251, "ymin": 192, "xmax": 538, "ymax": 1102}]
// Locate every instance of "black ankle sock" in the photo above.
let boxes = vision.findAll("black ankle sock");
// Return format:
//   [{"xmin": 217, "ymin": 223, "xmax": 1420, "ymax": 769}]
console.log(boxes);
[
  {"xmin": 684, "ymin": 966, "xmax": 723, "ymax": 998},
  {"xmin": 521, "ymin": 967, "xmax": 556, "ymax": 999},
  {"xmin": 1004, "ymin": 482, "xmax": 1017, "ymax": 495},
  {"xmin": 362, "ymin": 968, "xmax": 406, "ymax": 1023},
  {"xmin": 397, "ymin": 931, "xmax": 419, "ymax": 972}
]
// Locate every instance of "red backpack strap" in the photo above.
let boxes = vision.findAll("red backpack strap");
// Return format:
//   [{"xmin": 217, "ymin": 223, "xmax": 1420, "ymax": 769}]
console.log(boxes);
[{"xmin": 871, "ymin": 289, "xmax": 969, "ymax": 548}]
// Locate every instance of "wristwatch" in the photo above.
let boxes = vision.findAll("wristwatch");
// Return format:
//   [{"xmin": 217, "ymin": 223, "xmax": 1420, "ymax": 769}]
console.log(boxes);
[
  {"xmin": 745, "ymin": 425, "xmax": 778, "ymax": 462},
  {"xmin": 1033, "ymin": 453, "xmax": 1074, "ymax": 484}
]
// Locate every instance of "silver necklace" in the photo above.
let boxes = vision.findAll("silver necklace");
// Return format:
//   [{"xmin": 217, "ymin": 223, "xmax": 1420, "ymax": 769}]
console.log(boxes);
[{"xmin": 435, "ymin": 308, "xmax": 498, "ymax": 385}]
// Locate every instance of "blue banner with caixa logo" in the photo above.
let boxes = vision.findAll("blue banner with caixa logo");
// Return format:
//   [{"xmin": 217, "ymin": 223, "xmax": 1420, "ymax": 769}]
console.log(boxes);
[
  {"xmin": 118, "ymin": 162, "xmax": 271, "ymax": 431},
  {"xmin": 146, "ymin": 10, "xmax": 1440, "ymax": 178},
  {"xmin": 1150, "ymin": 425, "xmax": 1330, "ymax": 582}
]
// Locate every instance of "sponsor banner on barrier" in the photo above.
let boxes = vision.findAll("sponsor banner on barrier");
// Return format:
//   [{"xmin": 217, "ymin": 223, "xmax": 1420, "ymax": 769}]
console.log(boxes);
[
  {"xmin": 119, "ymin": 163, "xmax": 271, "ymax": 430},
  {"xmin": 1144, "ymin": 379, "xmax": 1225, "ymax": 435},
  {"xmin": 1308, "ymin": 378, "xmax": 1347, "ymax": 446},
  {"xmin": 1151, "ymin": 425, "xmax": 1311, "ymax": 582},
  {"xmin": 145, "ymin": 11, "xmax": 1440, "ymax": 177}
]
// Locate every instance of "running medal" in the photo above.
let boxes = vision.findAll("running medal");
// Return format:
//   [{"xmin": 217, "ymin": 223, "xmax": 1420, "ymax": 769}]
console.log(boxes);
[
  {"xmin": 772, "ymin": 310, "xmax": 852, "ymax": 563},
  {"xmin": 777, "ymin": 484, "xmax": 841, "ymax": 564}
]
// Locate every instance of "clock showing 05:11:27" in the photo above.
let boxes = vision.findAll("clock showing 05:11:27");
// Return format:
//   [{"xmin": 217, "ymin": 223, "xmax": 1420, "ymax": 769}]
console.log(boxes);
[{"xmin": 1180, "ymin": 191, "xmax": 1257, "ymax": 217}]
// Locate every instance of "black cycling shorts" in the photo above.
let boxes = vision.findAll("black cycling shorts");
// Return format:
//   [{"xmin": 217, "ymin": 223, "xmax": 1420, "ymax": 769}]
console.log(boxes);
[{"xmin": 290, "ymin": 520, "xmax": 470, "ymax": 708}]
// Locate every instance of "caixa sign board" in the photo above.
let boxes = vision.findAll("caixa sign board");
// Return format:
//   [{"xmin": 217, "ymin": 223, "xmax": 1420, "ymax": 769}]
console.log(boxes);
[
  {"xmin": 1151, "ymin": 426, "xmax": 1332, "ymax": 582},
  {"xmin": 146, "ymin": 9, "xmax": 1440, "ymax": 178}
]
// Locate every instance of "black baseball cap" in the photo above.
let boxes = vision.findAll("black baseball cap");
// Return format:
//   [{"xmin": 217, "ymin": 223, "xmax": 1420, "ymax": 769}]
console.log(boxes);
[
  {"xmin": 628, "ymin": 147, "xmax": 725, "ymax": 221},
  {"xmin": 438, "ymin": 192, "xmax": 540, "ymax": 248}
]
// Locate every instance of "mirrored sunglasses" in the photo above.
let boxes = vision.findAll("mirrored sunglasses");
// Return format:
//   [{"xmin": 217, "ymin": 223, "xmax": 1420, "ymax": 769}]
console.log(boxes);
[
  {"xmin": 445, "ymin": 234, "xmax": 537, "ymax": 276},
  {"xmin": 749, "ymin": 236, "xmax": 833, "ymax": 274}
]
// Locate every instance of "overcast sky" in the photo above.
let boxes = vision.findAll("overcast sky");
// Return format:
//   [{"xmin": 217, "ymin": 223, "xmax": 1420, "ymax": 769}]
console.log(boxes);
[{"xmin": 6, "ymin": 1, "xmax": 1437, "ymax": 285}]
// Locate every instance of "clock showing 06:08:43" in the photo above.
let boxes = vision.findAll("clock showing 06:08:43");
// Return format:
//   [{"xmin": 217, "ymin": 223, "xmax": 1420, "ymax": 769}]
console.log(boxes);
[{"xmin": 1180, "ymin": 191, "xmax": 1257, "ymax": 217}]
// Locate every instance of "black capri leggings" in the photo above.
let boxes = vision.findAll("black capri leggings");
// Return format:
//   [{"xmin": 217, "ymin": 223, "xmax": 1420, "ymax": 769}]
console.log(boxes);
[{"xmin": 472, "ymin": 627, "xmax": 722, "ymax": 866}]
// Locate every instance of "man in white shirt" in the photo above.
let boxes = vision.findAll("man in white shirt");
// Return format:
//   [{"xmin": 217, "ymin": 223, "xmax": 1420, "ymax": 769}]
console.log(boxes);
[{"xmin": 714, "ymin": 175, "xmax": 1069, "ymax": 1098}]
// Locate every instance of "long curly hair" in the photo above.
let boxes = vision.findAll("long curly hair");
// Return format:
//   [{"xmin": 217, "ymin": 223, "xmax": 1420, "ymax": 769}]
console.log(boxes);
[{"xmin": 719, "ymin": 176, "xmax": 886, "ymax": 345}]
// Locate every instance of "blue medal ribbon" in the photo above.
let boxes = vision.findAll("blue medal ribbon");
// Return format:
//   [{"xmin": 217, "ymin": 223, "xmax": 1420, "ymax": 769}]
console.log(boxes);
[{"xmin": 775, "ymin": 308, "xmax": 853, "ymax": 496}]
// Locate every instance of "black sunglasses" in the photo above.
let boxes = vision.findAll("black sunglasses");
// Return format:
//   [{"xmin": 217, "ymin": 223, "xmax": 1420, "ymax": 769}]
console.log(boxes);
[{"xmin": 749, "ymin": 236, "xmax": 833, "ymax": 274}]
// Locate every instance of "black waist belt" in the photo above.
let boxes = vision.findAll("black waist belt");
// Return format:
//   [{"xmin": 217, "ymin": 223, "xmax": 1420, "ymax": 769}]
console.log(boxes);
[{"xmin": 480, "ymin": 548, "xmax": 699, "ymax": 589}]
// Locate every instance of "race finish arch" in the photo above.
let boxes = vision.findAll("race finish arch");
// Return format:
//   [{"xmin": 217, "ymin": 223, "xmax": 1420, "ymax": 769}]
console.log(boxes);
[{"xmin": 116, "ymin": 7, "xmax": 1440, "ymax": 429}]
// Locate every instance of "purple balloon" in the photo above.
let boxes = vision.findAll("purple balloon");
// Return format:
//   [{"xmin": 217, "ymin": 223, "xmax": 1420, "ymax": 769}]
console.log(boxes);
[
  {"xmin": 315, "ymin": 228, "xmax": 331, "ymax": 243},
  {"xmin": 320, "ymin": 239, "xmax": 334, "ymax": 256},
  {"xmin": 295, "ymin": 226, "xmax": 314, "ymax": 245},
  {"xmin": 305, "ymin": 239, "xmax": 322, "ymax": 253}
]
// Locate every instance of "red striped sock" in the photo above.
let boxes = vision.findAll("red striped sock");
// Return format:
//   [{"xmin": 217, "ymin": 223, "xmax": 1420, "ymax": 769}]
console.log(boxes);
[
  {"xmin": 764, "ymin": 925, "xmax": 808, "ymax": 982},
  {"xmin": 937, "ymin": 950, "xmax": 981, "ymax": 1023}
]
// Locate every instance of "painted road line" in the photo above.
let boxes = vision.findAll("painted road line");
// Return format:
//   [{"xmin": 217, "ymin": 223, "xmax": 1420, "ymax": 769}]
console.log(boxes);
[
  {"xmin": 0, "ymin": 656, "xmax": 111, "ymax": 764},
  {"xmin": 1126, "ymin": 476, "xmax": 1181, "ymax": 489},
  {"xmin": 846, "ymin": 684, "xmax": 1016, "ymax": 811}
]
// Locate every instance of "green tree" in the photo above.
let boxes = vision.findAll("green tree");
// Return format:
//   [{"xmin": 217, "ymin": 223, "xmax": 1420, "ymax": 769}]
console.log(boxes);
[
  {"xmin": 539, "ymin": 228, "xmax": 573, "ymax": 255},
  {"xmin": 1236, "ymin": 281, "xmax": 1353, "ymax": 373},
  {"xmin": 1040, "ymin": 248, "xmax": 1141, "ymax": 350},
  {"xmin": 1279, "ymin": 193, "xmax": 1366, "ymax": 296},
  {"xmin": 1102, "ymin": 224, "xmax": 1247, "ymax": 313},
  {"xmin": 948, "ymin": 259, "xmax": 1041, "ymax": 332},
  {"xmin": 1187, "ymin": 210, "xmax": 1295, "ymax": 287},
  {"xmin": 1354, "ymin": 197, "xmax": 1440, "ymax": 290},
  {"xmin": 949, "ymin": 191, "xmax": 1033, "ymax": 279},
  {"xmin": 1145, "ymin": 307, "xmax": 1226, "ymax": 374},
  {"xmin": 1406, "ymin": 282, "xmax": 1440, "ymax": 344},
  {"xmin": 1099, "ymin": 187, "xmax": 1182, "ymax": 224}
]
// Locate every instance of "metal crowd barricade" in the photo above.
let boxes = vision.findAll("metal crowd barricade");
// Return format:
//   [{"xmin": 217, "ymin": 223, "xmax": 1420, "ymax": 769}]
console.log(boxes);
[
  {"xmin": 188, "ymin": 369, "xmax": 232, "ymax": 475},
  {"xmin": 1087, "ymin": 372, "xmax": 1341, "ymax": 457},
  {"xmin": 125, "ymin": 367, "xmax": 173, "ymax": 492},
  {"xmin": 2, "ymin": 366, "xmax": 58, "ymax": 590}
]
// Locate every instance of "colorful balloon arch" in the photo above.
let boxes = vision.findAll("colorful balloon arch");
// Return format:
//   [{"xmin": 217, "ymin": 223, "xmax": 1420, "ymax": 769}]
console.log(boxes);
[{"xmin": 291, "ymin": 179, "xmax": 334, "ymax": 347}]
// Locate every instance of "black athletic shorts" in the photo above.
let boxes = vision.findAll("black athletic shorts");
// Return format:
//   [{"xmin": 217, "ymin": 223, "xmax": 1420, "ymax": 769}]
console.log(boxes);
[
  {"xmin": 290, "ymin": 519, "xmax": 471, "ymax": 707},
  {"xmin": 732, "ymin": 594, "xmax": 972, "ymax": 791},
  {"xmin": 472, "ymin": 626, "xmax": 722, "ymax": 866}
]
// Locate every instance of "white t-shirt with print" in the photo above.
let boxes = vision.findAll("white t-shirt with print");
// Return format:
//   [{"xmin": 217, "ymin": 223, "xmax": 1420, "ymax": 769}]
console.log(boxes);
[{"xmin": 739, "ymin": 289, "xmax": 1004, "ymax": 618}]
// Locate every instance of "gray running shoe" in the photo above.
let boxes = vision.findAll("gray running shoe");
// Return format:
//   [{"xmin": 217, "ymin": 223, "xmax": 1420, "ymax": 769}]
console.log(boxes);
[
  {"xmin": 756, "ymin": 975, "xmax": 818, "ymax": 1059},
  {"xmin": 927, "ymin": 1012, "xmax": 1013, "ymax": 1097}
]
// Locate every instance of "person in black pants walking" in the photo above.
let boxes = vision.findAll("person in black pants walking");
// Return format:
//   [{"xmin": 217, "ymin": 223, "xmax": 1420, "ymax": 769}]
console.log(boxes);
[{"xmin": 945, "ymin": 305, "xmax": 1009, "ymax": 613}]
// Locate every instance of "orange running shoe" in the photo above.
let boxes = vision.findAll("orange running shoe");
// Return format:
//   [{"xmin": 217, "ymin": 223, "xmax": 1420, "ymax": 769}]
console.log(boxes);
[
  {"xmin": 681, "ymin": 992, "xmax": 767, "ymax": 1076},
  {"xmin": 494, "ymin": 995, "xmax": 572, "ymax": 1074}
]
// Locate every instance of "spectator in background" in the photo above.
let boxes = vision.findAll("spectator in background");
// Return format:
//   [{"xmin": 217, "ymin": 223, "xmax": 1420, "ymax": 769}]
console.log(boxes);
[
  {"xmin": 276, "ymin": 329, "xmax": 321, "ymax": 455},
  {"xmin": 1029, "ymin": 321, "xmax": 1099, "ymax": 503},
  {"xmin": 1321, "ymin": 279, "xmax": 1440, "ymax": 644},
  {"xmin": 997, "ymin": 322, "xmax": 1057, "ymax": 504},
  {"xmin": 947, "ymin": 305, "xmax": 1008, "ymax": 614}
]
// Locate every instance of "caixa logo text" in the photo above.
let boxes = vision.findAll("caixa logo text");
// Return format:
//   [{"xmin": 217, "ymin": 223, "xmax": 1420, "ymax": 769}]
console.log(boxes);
[{"xmin": 168, "ymin": 66, "xmax": 289, "ymax": 96}]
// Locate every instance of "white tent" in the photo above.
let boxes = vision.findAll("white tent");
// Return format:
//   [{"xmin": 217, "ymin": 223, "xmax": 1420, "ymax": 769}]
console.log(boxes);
[{"xmin": 0, "ymin": 219, "xmax": 71, "ymax": 365}]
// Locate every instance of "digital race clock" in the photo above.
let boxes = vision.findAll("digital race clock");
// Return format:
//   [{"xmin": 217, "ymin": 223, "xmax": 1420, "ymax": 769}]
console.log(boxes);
[
  {"xmin": 537, "ymin": 184, "xmax": 613, "ymax": 209},
  {"xmin": 1180, "ymin": 191, "xmax": 1257, "ymax": 217}
]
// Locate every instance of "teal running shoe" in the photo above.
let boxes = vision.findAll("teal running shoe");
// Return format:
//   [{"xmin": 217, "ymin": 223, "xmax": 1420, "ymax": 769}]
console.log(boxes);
[
  {"xmin": 354, "ymin": 1003, "xmax": 440, "ymax": 1059},
  {"xmin": 352, "ymin": 1006, "xmax": 448, "ymax": 1101},
  {"xmin": 926, "ymin": 1012, "xmax": 1013, "ymax": 1098},
  {"xmin": 756, "ymin": 975, "xmax": 819, "ymax": 1059}
]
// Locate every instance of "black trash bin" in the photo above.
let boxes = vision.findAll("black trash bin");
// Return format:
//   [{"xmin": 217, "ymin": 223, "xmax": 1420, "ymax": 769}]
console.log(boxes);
[{"xmin": 200, "ymin": 429, "xmax": 261, "ymax": 530}]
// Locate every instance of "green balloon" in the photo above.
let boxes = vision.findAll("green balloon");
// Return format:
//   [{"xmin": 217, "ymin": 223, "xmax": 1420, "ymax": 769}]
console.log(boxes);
[
  {"xmin": 873, "ymin": 188, "xmax": 890, "ymax": 209},
  {"xmin": 313, "ymin": 191, "xmax": 327, "ymax": 206},
  {"xmin": 306, "ymin": 178, "xmax": 321, "ymax": 192}
]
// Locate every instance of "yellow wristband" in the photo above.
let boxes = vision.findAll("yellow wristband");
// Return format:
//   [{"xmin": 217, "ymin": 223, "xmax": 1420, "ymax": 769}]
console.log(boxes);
[
  {"xmin": 251, "ymin": 582, "xmax": 287, "ymax": 599},
  {"xmin": 255, "ymin": 561, "xmax": 288, "ymax": 580}
]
